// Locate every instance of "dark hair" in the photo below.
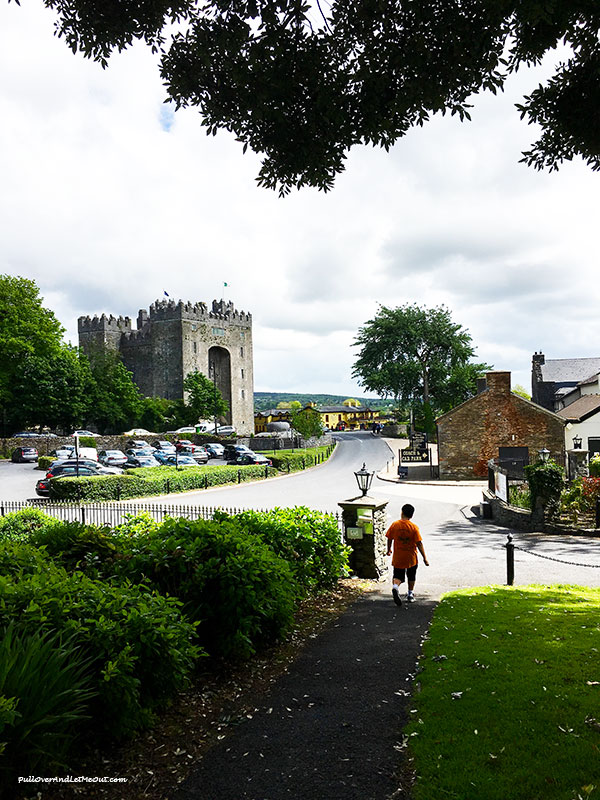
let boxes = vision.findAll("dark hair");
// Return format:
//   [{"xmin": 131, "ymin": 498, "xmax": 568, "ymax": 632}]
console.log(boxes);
[{"xmin": 401, "ymin": 503, "xmax": 415, "ymax": 519}]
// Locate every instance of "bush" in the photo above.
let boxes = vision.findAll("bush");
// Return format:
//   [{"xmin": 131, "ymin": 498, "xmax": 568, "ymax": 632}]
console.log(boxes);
[
  {"xmin": 524, "ymin": 460, "xmax": 564, "ymax": 519},
  {"xmin": 77, "ymin": 437, "xmax": 97, "ymax": 449},
  {"xmin": 0, "ymin": 562, "xmax": 200, "ymax": 740},
  {"xmin": 28, "ymin": 522, "xmax": 118, "ymax": 573},
  {"xmin": 0, "ymin": 624, "xmax": 95, "ymax": 783},
  {"xmin": 103, "ymin": 517, "xmax": 296, "ymax": 660},
  {"xmin": 231, "ymin": 507, "xmax": 350, "ymax": 594},
  {"xmin": 508, "ymin": 485, "xmax": 531, "ymax": 510},
  {"xmin": 48, "ymin": 464, "xmax": 278, "ymax": 501},
  {"xmin": 0, "ymin": 540, "xmax": 52, "ymax": 577},
  {"xmin": 581, "ymin": 477, "xmax": 600, "ymax": 511},
  {"xmin": 114, "ymin": 511, "xmax": 160, "ymax": 538},
  {"xmin": 0, "ymin": 508, "xmax": 59, "ymax": 542},
  {"xmin": 37, "ymin": 455, "xmax": 54, "ymax": 471},
  {"xmin": 269, "ymin": 447, "xmax": 329, "ymax": 472},
  {"xmin": 590, "ymin": 454, "xmax": 600, "ymax": 478}
]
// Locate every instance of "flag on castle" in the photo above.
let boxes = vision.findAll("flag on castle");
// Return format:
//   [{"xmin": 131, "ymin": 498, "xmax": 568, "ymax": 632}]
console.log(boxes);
[{"xmin": 163, "ymin": 290, "xmax": 170, "ymax": 297}]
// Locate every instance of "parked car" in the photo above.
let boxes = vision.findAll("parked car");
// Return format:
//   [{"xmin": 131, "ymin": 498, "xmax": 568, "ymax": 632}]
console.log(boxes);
[
  {"xmin": 125, "ymin": 447, "xmax": 156, "ymax": 458},
  {"xmin": 160, "ymin": 455, "xmax": 200, "ymax": 468},
  {"xmin": 12, "ymin": 431, "xmax": 40, "ymax": 438},
  {"xmin": 49, "ymin": 446, "xmax": 75, "ymax": 461},
  {"xmin": 175, "ymin": 426, "xmax": 196, "ymax": 434},
  {"xmin": 151, "ymin": 440, "xmax": 176, "ymax": 454},
  {"xmin": 174, "ymin": 439, "xmax": 194, "ymax": 451},
  {"xmin": 35, "ymin": 467, "xmax": 102, "ymax": 497},
  {"xmin": 222, "ymin": 444, "xmax": 254, "ymax": 461},
  {"xmin": 127, "ymin": 439, "xmax": 154, "ymax": 450},
  {"xmin": 216, "ymin": 425, "xmax": 236, "ymax": 436},
  {"xmin": 124, "ymin": 455, "xmax": 160, "ymax": 469},
  {"xmin": 46, "ymin": 460, "xmax": 120, "ymax": 478},
  {"xmin": 227, "ymin": 453, "xmax": 272, "ymax": 466},
  {"xmin": 71, "ymin": 430, "xmax": 100, "ymax": 438},
  {"xmin": 177, "ymin": 445, "xmax": 209, "ymax": 464},
  {"xmin": 11, "ymin": 447, "xmax": 39, "ymax": 463},
  {"xmin": 98, "ymin": 449, "xmax": 128, "ymax": 467},
  {"xmin": 205, "ymin": 443, "xmax": 225, "ymax": 458}
]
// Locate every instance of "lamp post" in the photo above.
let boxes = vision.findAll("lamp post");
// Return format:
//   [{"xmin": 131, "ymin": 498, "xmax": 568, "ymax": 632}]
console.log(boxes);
[
  {"xmin": 354, "ymin": 463, "xmax": 374, "ymax": 496},
  {"xmin": 538, "ymin": 447, "xmax": 550, "ymax": 463}
]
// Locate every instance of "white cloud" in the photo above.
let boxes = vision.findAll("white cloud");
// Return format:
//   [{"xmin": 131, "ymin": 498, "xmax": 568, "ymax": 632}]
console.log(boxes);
[{"xmin": 0, "ymin": 3, "xmax": 598, "ymax": 400}]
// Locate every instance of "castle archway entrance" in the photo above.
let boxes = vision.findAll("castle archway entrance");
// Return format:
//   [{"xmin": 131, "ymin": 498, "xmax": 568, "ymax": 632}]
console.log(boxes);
[{"xmin": 208, "ymin": 346, "xmax": 232, "ymax": 425}]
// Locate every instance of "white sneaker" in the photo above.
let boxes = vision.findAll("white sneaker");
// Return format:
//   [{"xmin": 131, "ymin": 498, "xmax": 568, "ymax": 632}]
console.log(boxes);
[
  {"xmin": 407, "ymin": 591, "xmax": 415, "ymax": 603},
  {"xmin": 392, "ymin": 585, "xmax": 402, "ymax": 607}
]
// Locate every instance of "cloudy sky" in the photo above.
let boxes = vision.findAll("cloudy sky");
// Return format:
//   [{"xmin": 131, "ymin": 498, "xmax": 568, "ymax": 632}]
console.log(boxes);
[{"xmin": 1, "ymin": 3, "xmax": 598, "ymax": 399}]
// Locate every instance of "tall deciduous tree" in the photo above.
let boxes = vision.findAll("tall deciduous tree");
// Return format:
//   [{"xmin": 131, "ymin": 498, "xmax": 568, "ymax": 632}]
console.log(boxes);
[
  {"xmin": 352, "ymin": 305, "xmax": 490, "ymax": 429},
  {"xmin": 87, "ymin": 350, "xmax": 143, "ymax": 434},
  {"xmin": 27, "ymin": 1, "xmax": 600, "ymax": 193},
  {"xmin": 291, "ymin": 407, "xmax": 323, "ymax": 438},
  {"xmin": 183, "ymin": 370, "xmax": 228, "ymax": 423}
]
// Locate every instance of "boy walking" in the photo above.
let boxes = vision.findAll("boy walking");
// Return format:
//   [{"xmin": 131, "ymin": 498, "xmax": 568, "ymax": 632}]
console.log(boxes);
[{"xmin": 386, "ymin": 503, "xmax": 429, "ymax": 606}]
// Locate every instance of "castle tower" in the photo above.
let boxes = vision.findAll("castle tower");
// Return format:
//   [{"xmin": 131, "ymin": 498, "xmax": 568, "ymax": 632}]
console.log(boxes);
[{"xmin": 78, "ymin": 298, "xmax": 254, "ymax": 435}]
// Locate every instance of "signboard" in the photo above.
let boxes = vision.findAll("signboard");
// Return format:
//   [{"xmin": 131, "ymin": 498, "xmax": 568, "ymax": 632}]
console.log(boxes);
[
  {"xmin": 397, "ymin": 466, "xmax": 408, "ymax": 479},
  {"xmin": 346, "ymin": 527, "xmax": 363, "ymax": 540},
  {"xmin": 495, "ymin": 471, "xmax": 508, "ymax": 503},
  {"xmin": 401, "ymin": 448, "xmax": 430, "ymax": 463},
  {"xmin": 411, "ymin": 432, "xmax": 428, "ymax": 449}
]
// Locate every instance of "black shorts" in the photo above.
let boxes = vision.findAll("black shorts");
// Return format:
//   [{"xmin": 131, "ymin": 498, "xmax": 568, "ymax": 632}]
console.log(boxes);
[{"xmin": 393, "ymin": 565, "xmax": 417, "ymax": 582}]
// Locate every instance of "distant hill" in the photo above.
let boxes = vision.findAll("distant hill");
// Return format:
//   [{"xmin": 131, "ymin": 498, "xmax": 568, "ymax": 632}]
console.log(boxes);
[{"xmin": 254, "ymin": 392, "xmax": 394, "ymax": 412}]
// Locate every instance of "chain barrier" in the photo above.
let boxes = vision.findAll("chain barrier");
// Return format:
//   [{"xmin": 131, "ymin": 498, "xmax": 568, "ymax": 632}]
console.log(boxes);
[{"xmin": 504, "ymin": 533, "xmax": 599, "ymax": 585}]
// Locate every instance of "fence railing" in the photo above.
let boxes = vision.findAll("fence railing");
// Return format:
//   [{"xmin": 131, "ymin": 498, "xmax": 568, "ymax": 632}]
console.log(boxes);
[{"xmin": 0, "ymin": 499, "xmax": 341, "ymax": 528}]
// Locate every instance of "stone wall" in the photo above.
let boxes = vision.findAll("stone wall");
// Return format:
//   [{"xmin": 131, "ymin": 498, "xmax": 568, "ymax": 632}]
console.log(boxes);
[
  {"xmin": 339, "ymin": 500, "xmax": 388, "ymax": 579},
  {"xmin": 484, "ymin": 489, "xmax": 599, "ymax": 536},
  {"xmin": 437, "ymin": 371, "xmax": 565, "ymax": 480}
]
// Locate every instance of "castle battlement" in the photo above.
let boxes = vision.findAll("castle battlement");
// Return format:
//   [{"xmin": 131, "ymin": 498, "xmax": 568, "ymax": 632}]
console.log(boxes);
[{"xmin": 78, "ymin": 314, "xmax": 132, "ymax": 333}]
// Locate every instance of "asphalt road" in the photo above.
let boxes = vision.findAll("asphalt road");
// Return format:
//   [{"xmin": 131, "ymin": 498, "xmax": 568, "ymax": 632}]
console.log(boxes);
[{"xmin": 1, "ymin": 433, "xmax": 599, "ymax": 592}]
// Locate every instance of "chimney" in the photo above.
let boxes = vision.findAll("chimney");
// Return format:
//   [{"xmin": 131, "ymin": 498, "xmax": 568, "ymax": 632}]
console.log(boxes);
[
  {"xmin": 532, "ymin": 351, "xmax": 545, "ymax": 367},
  {"xmin": 486, "ymin": 371, "xmax": 511, "ymax": 395}
]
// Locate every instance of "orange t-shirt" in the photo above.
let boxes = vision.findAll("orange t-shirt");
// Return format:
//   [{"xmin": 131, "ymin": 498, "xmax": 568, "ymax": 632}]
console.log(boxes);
[{"xmin": 386, "ymin": 519, "xmax": 422, "ymax": 569}]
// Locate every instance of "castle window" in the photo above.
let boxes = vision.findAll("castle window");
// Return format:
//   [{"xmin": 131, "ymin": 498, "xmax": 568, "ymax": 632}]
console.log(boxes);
[
  {"xmin": 241, "ymin": 389, "xmax": 245, "ymax": 400},
  {"xmin": 212, "ymin": 327, "xmax": 225, "ymax": 337},
  {"xmin": 240, "ymin": 331, "xmax": 245, "ymax": 340},
  {"xmin": 241, "ymin": 368, "xmax": 244, "ymax": 379},
  {"xmin": 191, "ymin": 323, "xmax": 197, "ymax": 332},
  {"xmin": 240, "ymin": 346, "xmax": 244, "ymax": 358},
  {"xmin": 193, "ymin": 342, "xmax": 197, "ymax": 354}
]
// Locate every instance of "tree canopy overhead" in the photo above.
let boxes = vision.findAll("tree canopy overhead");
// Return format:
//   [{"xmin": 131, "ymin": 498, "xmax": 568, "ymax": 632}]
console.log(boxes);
[{"xmin": 23, "ymin": 0, "xmax": 600, "ymax": 194}]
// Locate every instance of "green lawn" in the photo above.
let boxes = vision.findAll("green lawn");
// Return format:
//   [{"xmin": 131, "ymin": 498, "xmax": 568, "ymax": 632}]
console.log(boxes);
[{"xmin": 406, "ymin": 585, "xmax": 600, "ymax": 800}]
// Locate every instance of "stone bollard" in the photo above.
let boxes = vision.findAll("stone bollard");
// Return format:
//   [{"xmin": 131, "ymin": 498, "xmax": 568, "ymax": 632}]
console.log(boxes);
[{"xmin": 338, "ymin": 495, "xmax": 388, "ymax": 579}]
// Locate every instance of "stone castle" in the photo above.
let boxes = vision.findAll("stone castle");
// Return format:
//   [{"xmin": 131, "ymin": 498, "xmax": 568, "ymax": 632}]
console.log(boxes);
[{"xmin": 78, "ymin": 299, "xmax": 254, "ymax": 434}]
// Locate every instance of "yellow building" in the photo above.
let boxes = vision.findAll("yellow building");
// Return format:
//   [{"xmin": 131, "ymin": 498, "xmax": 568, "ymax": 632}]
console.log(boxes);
[
  {"xmin": 254, "ymin": 408, "xmax": 292, "ymax": 433},
  {"xmin": 318, "ymin": 400, "xmax": 379, "ymax": 431}
]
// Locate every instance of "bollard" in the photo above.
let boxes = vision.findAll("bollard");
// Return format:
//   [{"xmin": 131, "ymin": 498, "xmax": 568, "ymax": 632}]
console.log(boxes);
[
  {"xmin": 238, "ymin": 469, "xmax": 242, "ymax": 484},
  {"xmin": 165, "ymin": 479, "xmax": 170, "ymax": 495},
  {"xmin": 596, "ymin": 498, "xmax": 600, "ymax": 530},
  {"xmin": 506, "ymin": 533, "xmax": 514, "ymax": 586}
]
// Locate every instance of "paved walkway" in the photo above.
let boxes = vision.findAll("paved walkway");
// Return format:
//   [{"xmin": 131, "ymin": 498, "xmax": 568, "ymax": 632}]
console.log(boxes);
[{"xmin": 175, "ymin": 579, "xmax": 434, "ymax": 800}]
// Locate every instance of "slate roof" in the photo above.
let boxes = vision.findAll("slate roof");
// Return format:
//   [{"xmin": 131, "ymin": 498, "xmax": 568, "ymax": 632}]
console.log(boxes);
[
  {"xmin": 540, "ymin": 358, "xmax": 600, "ymax": 383},
  {"xmin": 556, "ymin": 395, "xmax": 600, "ymax": 422}
]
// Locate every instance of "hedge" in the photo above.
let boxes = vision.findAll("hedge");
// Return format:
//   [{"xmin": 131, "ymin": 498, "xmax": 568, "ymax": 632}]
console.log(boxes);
[
  {"xmin": 269, "ymin": 446, "xmax": 332, "ymax": 473},
  {"xmin": 48, "ymin": 464, "xmax": 278, "ymax": 501}
]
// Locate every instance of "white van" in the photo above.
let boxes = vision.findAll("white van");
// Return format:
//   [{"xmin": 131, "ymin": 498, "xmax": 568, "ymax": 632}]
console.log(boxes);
[{"xmin": 74, "ymin": 446, "xmax": 99, "ymax": 462}]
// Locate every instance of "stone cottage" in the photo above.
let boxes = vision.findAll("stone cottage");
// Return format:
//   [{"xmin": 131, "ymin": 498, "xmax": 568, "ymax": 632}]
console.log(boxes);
[{"xmin": 437, "ymin": 371, "xmax": 565, "ymax": 480}]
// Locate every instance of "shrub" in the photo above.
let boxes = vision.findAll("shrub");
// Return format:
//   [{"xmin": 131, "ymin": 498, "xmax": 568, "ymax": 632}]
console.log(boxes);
[
  {"xmin": 28, "ymin": 522, "xmax": 118, "ymax": 573},
  {"xmin": 0, "ymin": 624, "xmax": 95, "ymax": 783},
  {"xmin": 589, "ymin": 454, "xmax": 600, "ymax": 478},
  {"xmin": 524, "ymin": 460, "xmax": 564, "ymax": 519},
  {"xmin": 269, "ymin": 447, "xmax": 330, "ymax": 473},
  {"xmin": 77, "ymin": 437, "xmax": 97, "ymax": 449},
  {"xmin": 508, "ymin": 485, "xmax": 531, "ymax": 510},
  {"xmin": 48, "ymin": 464, "xmax": 278, "ymax": 501},
  {"xmin": 230, "ymin": 507, "xmax": 350, "ymax": 593},
  {"xmin": 0, "ymin": 540, "xmax": 51, "ymax": 577},
  {"xmin": 581, "ymin": 477, "xmax": 600, "ymax": 511},
  {"xmin": 37, "ymin": 455, "xmax": 54, "ymax": 471},
  {"xmin": 114, "ymin": 511, "xmax": 160, "ymax": 538},
  {"xmin": 0, "ymin": 508, "xmax": 59, "ymax": 542},
  {"xmin": 106, "ymin": 517, "xmax": 296, "ymax": 660},
  {"xmin": 0, "ymin": 564, "xmax": 200, "ymax": 740}
]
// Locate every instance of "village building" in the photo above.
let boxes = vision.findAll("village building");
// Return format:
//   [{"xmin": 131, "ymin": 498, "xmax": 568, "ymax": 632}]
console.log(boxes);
[{"xmin": 437, "ymin": 371, "xmax": 565, "ymax": 480}]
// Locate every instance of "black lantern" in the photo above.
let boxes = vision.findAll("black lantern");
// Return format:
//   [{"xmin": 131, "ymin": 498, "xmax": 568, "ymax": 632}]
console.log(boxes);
[
  {"xmin": 538, "ymin": 447, "xmax": 550, "ymax": 463},
  {"xmin": 354, "ymin": 463, "xmax": 374, "ymax": 496},
  {"xmin": 573, "ymin": 434, "xmax": 583, "ymax": 449}
]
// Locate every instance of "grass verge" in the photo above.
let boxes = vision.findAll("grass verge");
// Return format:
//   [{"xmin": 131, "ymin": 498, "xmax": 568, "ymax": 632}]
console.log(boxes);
[{"xmin": 406, "ymin": 585, "xmax": 600, "ymax": 800}]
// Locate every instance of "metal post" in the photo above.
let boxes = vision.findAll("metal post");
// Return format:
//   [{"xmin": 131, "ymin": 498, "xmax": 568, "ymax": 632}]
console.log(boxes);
[
  {"xmin": 596, "ymin": 498, "xmax": 600, "ymax": 530},
  {"xmin": 165, "ymin": 479, "xmax": 170, "ymax": 494},
  {"xmin": 506, "ymin": 534, "xmax": 514, "ymax": 586}
]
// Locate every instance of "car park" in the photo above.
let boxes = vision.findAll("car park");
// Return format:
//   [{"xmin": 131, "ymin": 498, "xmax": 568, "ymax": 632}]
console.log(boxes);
[
  {"xmin": 98, "ymin": 449, "xmax": 128, "ymax": 467},
  {"xmin": 11, "ymin": 447, "xmax": 39, "ymax": 463},
  {"xmin": 205, "ymin": 443, "xmax": 225, "ymax": 458},
  {"xmin": 227, "ymin": 453, "xmax": 272, "ymax": 466}
]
